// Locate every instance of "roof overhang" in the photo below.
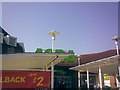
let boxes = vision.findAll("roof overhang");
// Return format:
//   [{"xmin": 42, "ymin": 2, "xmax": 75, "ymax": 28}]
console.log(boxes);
[
  {"xmin": 1, "ymin": 53, "xmax": 73, "ymax": 70},
  {"xmin": 70, "ymin": 55, "xmax": 120, "ymax": 75}
]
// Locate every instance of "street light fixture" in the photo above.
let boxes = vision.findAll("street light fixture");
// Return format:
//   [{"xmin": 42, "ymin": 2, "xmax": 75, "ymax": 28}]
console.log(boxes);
[
  {"xmin": 112, "ymin": 36, "xmax": 120, "ymax": 55},
  {"xmin": 48, "ymin": 30, "xmax": 60, "ymax": 52}
]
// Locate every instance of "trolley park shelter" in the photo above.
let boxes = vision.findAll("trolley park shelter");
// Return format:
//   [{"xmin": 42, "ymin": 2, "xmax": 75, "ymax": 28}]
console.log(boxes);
[
  {"xmin": 70, "ymin": 52, "xmax": 120, "ymax": 88},
  {"xmin": 0, "ymin": 52, "xmax": 73, "ymax": 89}
]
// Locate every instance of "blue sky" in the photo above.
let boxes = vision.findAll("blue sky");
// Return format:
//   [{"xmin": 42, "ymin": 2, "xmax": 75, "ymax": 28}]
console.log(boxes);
[{"xmin": 1, "ymin": 2, "xmax": 118, "ymax": 55}]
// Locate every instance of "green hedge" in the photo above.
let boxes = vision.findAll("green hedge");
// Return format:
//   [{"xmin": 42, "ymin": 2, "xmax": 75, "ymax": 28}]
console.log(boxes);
[
  {"xmin": 55, "ymin": 49, "xmax": 65, "ymax": 53},
  {"xmin": 68, "ymin": 50, "xmax": 74, "ymax": 54},
  {"xmin": 35, "ymin": 48, "xmax": 75, "ymax": 54},
  {"xmin": 61, "ymin": 55, "xmax": 77, "ymax": 63},
  {"xmin": 45, "ymin": 49, "xmax": 52, "ymax": 53},
  {"xmin": 35, "ymin": 48, "xmax": 43, "ymax": 53}
]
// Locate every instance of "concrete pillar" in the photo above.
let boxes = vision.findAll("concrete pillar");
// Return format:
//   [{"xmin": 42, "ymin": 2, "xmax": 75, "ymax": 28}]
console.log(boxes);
[
  {"xmin": 87, "ymin": 69, "xmax": 89, "ymax": 88},
  {"xmin": 78, "ymin": 71, "xmax": 81, "ymax": 88},
  {"xmin": 51, "ymin": 62, "xmax": 54, "ymax": 89},
  {"xmin": 99, "ymin": 66, "xmax": 103, "ymax": 88}
]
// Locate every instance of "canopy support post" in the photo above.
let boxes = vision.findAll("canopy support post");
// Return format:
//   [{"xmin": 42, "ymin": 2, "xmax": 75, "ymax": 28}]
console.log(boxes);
[
  {"xmin": 99, "ymin": 66, "xmax": 103, "ymax": 88},
  {"xmin": 87, "ymin": 69, "xmax": 89, "ymax": 88},
  {"xmin": 51, "ymin": 62, "xmax": 54, "ymax": 89}
]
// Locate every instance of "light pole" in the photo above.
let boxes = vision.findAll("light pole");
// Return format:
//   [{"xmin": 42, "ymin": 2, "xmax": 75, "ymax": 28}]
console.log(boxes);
[
  {"xmin": 48, "ymin": 30, "xmax": 60, "ymax": 52},
  {"xmin": 112, "ymin": 36, "xmax": 120, "ymax": 88},
  {"xmin": 112, "ymin": 36, "xmax": 120, "ymax": 55},
  {"xmin": 77, "ymin": 55, "xmax": 81, "ymax": 88}
]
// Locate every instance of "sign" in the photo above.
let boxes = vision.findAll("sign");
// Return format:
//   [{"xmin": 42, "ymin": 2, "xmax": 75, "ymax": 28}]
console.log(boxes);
[{"xmin": 0, "ymin": 71, "xmax": 50, "ymax": 88}]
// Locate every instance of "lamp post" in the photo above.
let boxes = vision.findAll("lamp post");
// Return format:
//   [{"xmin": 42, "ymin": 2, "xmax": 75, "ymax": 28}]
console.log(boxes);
[
  {"xmin": 48, "ymin": 30, "xmax": 59, "ymax": 89},
  {"xmin": 112, "ymin": 36, "xmax": 120, "ymax": 55},
  {"xmin": 48, "ymin": 30, "xmax": 60, "ymax": 52},
  {"xmin": 77, "ymin": 55, "xmax": 81, "ymax": 88},
  {"xmin": 112, "ymin": 36, "xmax": 120, "ymax": 87}
]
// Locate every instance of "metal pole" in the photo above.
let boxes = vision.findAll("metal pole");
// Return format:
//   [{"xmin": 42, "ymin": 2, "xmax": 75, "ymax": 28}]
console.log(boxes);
[
  {"xmin": 51, "ymin": 62, "xmax": 54, "ymax": 89},
  {"xmin": 52, "ymin": 35, "xmax": 55, "ymax": 52},
  {"xmin": 52, "ymin": 39, "xmax": 55, "ymax": 52},
  {"xmin": 49, "ymin": 30, "xmax": 59, "ymax": 53},
  {"xmin": 115, "ymin": 40, "xmax": 119, "ymax": 56},
  {"xmin": 115, "ymin": 40, "xmax": 120, "ymax": 76},
  {"xmin": 87, "ymin": 69, "xmax": 89, "ymax": 88},
  {"xmin": 77, "ymin": 56, "xmax": 81, "ymax": 88},
  {"xmin": 99, "ymin": 66, "xmax": 102, "ymax": 88},
  {"xmin": 115, "ymin": 39, "xmax": 120, "ymax": 87}
]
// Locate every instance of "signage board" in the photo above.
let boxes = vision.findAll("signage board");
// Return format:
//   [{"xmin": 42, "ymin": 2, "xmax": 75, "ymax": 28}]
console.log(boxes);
[{"xmin": 0, "ymin": 71, "xmax": 50, "ymax": 88}]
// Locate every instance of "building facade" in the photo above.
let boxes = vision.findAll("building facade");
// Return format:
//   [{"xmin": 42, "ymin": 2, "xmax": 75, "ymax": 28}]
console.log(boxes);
[{"xmin": 0, "ymin": 26, "xmax": 25, "ymax": 54}]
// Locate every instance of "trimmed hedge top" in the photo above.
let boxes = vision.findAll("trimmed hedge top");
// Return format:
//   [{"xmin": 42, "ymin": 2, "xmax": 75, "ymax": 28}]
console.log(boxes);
[
  {"xmin": 55, "ymin": 49, "xmax": 65, "ymax": 53},
  {"xmin": 68, "ymin": 50, "xmax": 74, "ymax": 54},
  {"xmin": 35, "ymin": 48, "xmax": 74, "ymax": 54},
  {"xmin": 35, "ymin": 48, "xmax": 43, "ymax": 53},
  {"xmin": 45, "ymin": 49, "xmax": 52, "ymax": 53}
]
